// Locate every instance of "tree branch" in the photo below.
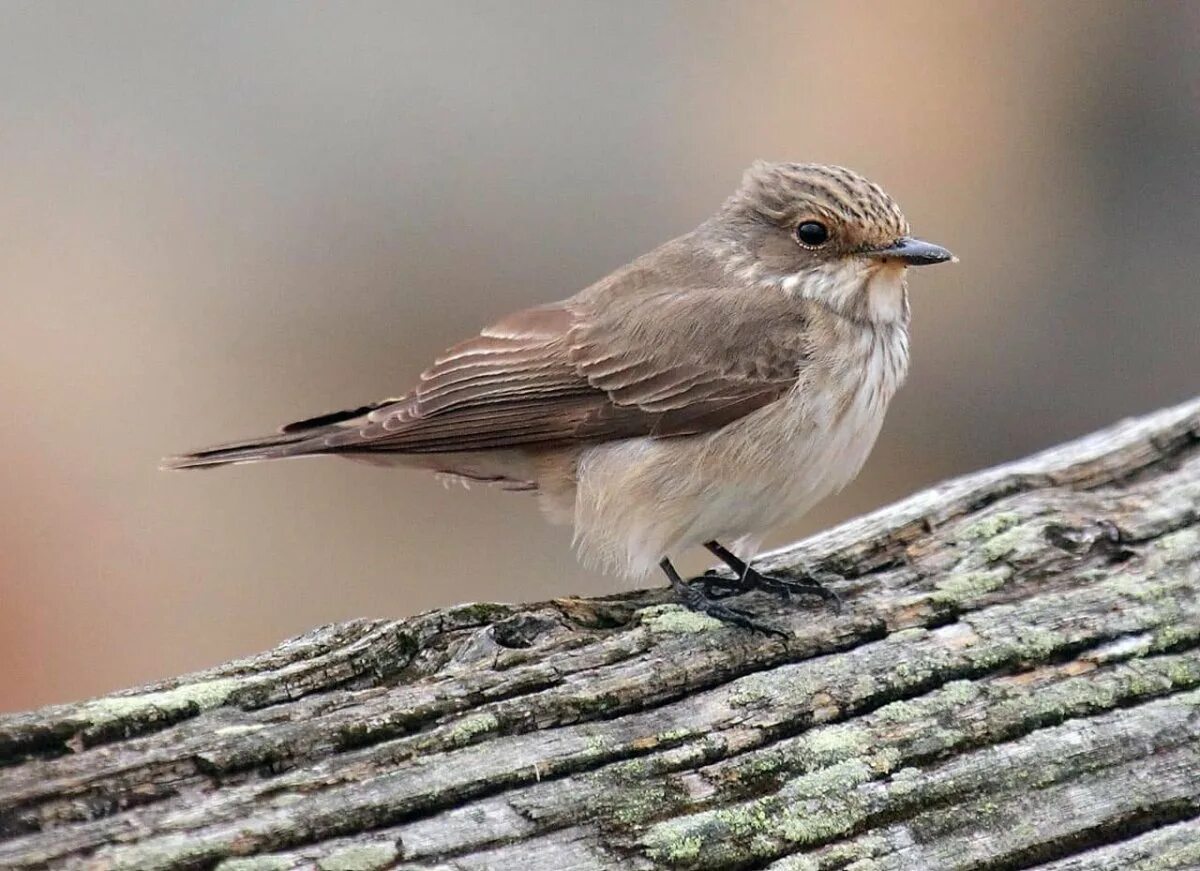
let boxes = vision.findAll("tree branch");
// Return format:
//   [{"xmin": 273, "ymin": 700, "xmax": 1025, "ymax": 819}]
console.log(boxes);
[{"xmin": 2, "ymin": 396, "xmax": 1199, "ymax": 871}]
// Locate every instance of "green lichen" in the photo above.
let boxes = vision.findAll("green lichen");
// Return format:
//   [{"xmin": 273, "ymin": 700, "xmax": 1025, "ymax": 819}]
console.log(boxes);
[
  {"xmin": 317, "ymin": 843, "xmax": 399, "ymax": 871},
  {"xmin": 715, "ymin": 802, "xmax": 775, "ymax": 837},
  {"xmin": 767, "ymin": 760, "xmax": 877, "ymax": 837},
  {"xmin": 814, "ymin": 833, "xmax": 890, "ymax": 870},
  {"xmin": 643, "ymin": 818, "xmax": 706, "ymax": 865},
  {"xmin": 932, "ymin": 568, "xmax": 1012, "ymax": 604},
  {"xmin": 776, "ymin": 796, "xmax": 866, "ymax": 845},
  {"xmin": 907, "ymin": 725, "xmax": 962, "ymax": 757},
  {"xmin": 1011, "ymin": 626, "xmax": 1060, "ymax": 661},
  {"xmin": 585, "ymin": 734, "xmax": 615, "ymax": 756},
  {"xmin": 729, "ymin": 671, "xmax": 816, "ymax": 708},
  {"xmin": 987, "ymin": 654, "xmax": 1200, "ymax": 737},
  {"xmin": 887, "ymin": 766, "xmax": 924, "ymax": 796},
  {"xmin": 960, "ymin": 512, "xmax": 1020, "ymax": 542},
  {"xmin": 941, "ymin": 680, "xmax": 981, "ymax": 705},
  {"xmin": 639, "ymin": 604, "xmax": 726, "ymax": 634},
  {"xmin": 980, "ymin": 525, "xmax": 1035, "ymax": 562},
  {"xmin": 1108, "ymin": 571, "xmax": 1174, "ymax": 603},
  {"xmin": 1003, "ymin": 673, "xmax": 1116, "ymax": 726},
  {"xmin": 446, "ymin": 712, "xmax": 498, "ymax": 745},
  {"xmin": 1148, "ymin": 525, "xmax": 1200, "ymax": 555},
  {"xmin": 603, "ymin": 766, "xmax": 686, "ymax": 828},
  {"xmin": 873, "ymin": 699, "xmax": 924, "ymax": 724},
  {"xmin": 1165, "ymin": 657, "xmax": 1200, "ymax": 687},
  {"xmin": 643, "ymin": 759, "xmax": 879, "ymax": 866},
  {"xmin": 1151, "ymin": 621, "xmax": 1200, "ymax": 652},
  {"xmin": 960, "ymin": 614, "xmax": 1067, "ymax": 670},
  {"xmin": 663, "ymin": 834, "xmax": 703, "ymax": 864},
  {"xmin": 867, "ymin": 747, "xmax": 902, "ymax": 773},
  {"xmin": 851, "ymin": 673, "xmax": 878, "ymax": 699},
  {"xmin": 79, "ymin": 677, "xmax": 242, "ymax": 730},
  {"xmin": 108, "ymin": 838, "xmax": 220, "ymax": 871},
  {"xmin": 803, "ymin": 725, "xmax": 870, "ymax": 761},
  {"xmin": 729, "ymin": 749, "xmax": 786, "ymax": 783}
]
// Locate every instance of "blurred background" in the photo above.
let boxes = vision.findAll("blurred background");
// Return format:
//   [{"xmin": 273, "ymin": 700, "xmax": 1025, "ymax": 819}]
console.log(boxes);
[{"xmin": 2, "ymin": 1, "xmax": 1198, "ymax": 711}]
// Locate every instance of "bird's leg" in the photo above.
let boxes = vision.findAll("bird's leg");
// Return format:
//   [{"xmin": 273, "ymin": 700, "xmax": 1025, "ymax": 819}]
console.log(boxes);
[
  {"xmin": 659, "ymin": 558, "xmax": 786, "ymax": 637},
  {"xmin": 700, "ymin": 540, "xmax": 843, "ymax": 609}
]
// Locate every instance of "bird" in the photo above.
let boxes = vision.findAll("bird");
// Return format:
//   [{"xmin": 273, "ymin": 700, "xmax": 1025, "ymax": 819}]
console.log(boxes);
[{"xmin": 165, "ymin": 161, "xmax": 954, "ymax": 634}]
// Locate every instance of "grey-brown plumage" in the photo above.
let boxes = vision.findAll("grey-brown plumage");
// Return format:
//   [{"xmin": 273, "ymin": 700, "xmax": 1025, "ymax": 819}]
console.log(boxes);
[{"xmin": 166, "ymin": 161, "xmax": 953, "ymax": 631}]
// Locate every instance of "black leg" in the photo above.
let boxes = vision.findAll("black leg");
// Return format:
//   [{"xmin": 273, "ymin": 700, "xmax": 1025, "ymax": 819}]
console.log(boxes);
[
  {"xmin": 659, "ymin": 558, "xmax": 786, "ymax": 637},
  {"xmin": 702, "ymin": 540, "xmax": 843, "ymax": 609}
]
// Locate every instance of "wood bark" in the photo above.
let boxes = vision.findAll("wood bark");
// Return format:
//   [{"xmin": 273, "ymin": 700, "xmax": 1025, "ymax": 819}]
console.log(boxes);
[{"xmin": 2, "ymin": 396, "xmax": 1199, "ymax": 871}]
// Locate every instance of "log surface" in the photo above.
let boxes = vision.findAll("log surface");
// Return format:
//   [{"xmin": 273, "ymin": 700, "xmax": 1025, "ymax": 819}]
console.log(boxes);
[{"xmin": 2, "ymin": 397, "xmax": 1199, "ymax": 871}]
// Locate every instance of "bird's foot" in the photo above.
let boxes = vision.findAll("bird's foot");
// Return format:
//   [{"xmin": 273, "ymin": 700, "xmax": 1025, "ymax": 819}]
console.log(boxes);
[
  {"xmin": 699, "ymin": 565, "xmax": 844, "ymax": 611},
  {"xmin": 659, "ymin": 557, "xmax": 787, "ymax": 637},
  {"xmin": 677, "ymin": 583, "xmax": 789, "ymax": 637}
]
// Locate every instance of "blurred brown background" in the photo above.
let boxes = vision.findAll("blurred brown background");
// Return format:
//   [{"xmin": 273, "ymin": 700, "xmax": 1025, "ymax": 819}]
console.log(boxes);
[{"xmin": 2, "ymin": 1, "xmax": 1197, "ymax": 711}]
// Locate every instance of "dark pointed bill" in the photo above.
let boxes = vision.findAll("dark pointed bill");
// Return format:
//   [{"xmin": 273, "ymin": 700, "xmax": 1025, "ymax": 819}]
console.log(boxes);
[{"xmin": 868, "ymin": 237, "xmax": 955, "ymax": 266}]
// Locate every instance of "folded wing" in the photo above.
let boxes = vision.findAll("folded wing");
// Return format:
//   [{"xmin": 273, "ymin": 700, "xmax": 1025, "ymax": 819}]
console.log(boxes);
[{"xmin": 319, "ymin": 287, "xmax": 808, "ymax": 454}]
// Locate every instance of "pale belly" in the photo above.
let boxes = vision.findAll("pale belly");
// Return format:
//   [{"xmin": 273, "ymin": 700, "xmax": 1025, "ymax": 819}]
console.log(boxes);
[{"xmin": 570, "ymin": 370, "xmax": 897, "ymax": 579}]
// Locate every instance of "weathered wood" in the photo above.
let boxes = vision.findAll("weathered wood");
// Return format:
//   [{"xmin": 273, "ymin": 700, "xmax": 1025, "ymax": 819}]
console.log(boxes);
[{"xmin": 2, "ymin": 396, "xmax": 1199, "ymax": 871}]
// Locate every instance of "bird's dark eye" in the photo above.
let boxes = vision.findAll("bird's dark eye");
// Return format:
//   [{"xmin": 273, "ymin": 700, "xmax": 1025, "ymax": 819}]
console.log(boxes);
[{"xmin": 796, "ymin": 221, "xmax": 830, "ymax": 248}]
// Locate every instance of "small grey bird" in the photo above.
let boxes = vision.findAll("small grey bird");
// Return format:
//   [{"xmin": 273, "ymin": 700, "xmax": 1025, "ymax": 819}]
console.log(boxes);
[{"xmin": 166, "ymin": 161, "xmax": 953, "ymax": 633}]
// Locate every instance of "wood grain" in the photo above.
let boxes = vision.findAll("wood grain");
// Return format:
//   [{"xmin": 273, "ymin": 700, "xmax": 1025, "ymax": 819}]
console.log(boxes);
[{"xmin": 2, "ymin": 396, "xmax": 1198, "ymax": 870}]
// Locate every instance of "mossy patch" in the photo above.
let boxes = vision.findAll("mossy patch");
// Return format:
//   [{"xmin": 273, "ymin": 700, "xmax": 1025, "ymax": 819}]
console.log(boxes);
[
  {"xmin": 803, "ymin": 725, "xmax": 870, "ymax": 762},
  {"xmin": 932, "ymin": 569, "xmax": 1012, "ymax": 604},
  {"xmin": 729, "ymin": 670, "xmax": 819, "ymax": 708},
  {"xmin": 644, "ymin": 758, "xmax": 882, "ymax": 864},
  {"xmin": 74, "ymin": 678, "xmax": 243, "ymax": 744},
  {"xmin": 82, "ymin": 678, "xmax": 241, "ymax": 721},
  {"xmin": 941, "ymin": 680, "xmax": 980, "ymax": 706},
  {"xmin": 980, "ymin": 526, "xmax": 1036, "ymax": 562},
  {"xmin": 960, "ymin": 512, "xmax": 1020, "ymax": 542},
  {"xmin": 446, "ymin": 712, "xmax": 498, "ymax": 746},
  {"xmin": 655, "ymin": 832, "xmax": 703, "ymax": 864},
  {"xmin": 639, "ymin": 605, "xmax": 725, "ymax": 635}
]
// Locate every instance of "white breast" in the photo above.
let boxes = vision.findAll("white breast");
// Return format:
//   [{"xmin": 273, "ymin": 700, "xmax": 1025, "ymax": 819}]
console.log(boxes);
[{"xmin": 571, "ymin": 321, "xmax": 910, "ymax": 580}]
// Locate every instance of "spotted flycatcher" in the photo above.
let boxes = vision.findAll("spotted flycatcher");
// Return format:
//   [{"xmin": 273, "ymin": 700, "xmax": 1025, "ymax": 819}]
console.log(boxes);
[{"xmin": 166, "ymin": 162, "xmax": 954, "ymax": 633}]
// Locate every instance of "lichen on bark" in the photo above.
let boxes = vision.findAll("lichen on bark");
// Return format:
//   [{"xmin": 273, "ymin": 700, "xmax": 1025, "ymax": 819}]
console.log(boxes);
[{"xmin": 1, "ymin": 396, "xmax": 1199, "ymax": 870}]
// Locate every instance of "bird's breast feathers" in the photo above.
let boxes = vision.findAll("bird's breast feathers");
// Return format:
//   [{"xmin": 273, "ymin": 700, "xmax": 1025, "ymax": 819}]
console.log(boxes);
[{"xmin": 570, "ymin": 319, "xmax": 909, "ymax": 578}]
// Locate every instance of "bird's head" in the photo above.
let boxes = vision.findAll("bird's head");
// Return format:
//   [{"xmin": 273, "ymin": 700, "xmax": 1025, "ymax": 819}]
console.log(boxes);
[{"xmin": 713, "ymin": 161, "xmax": 954, "ymax": 323}]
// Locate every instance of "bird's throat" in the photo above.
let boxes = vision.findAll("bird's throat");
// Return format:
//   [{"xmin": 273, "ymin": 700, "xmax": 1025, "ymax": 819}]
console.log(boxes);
[{"xmin": 864, "ymin": 263, "xmax": 910, "ymax": 324}]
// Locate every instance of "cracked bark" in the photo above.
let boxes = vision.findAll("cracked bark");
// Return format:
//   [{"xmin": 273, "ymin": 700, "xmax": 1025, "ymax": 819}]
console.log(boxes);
[{"xmin": 2, "ymin": 396, "xmax": 1199, "ymax": 871}]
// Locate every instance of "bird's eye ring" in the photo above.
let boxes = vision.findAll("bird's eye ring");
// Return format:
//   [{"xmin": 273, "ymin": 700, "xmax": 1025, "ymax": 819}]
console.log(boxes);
[{"xmin": 795, "ymin": 221, "xmax": 830, "ymax": 248}]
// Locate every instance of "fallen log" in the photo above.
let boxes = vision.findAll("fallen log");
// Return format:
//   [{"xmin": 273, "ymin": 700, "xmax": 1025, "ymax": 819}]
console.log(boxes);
[{"xmin": 2, "ymin": 396, "xmax": 1198, "ymax": 870}]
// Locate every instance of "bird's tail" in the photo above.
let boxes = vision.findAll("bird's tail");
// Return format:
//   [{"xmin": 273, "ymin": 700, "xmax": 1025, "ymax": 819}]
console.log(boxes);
[{"xmin": 161, "ymin": 431, "xmax": 325, "ymax": 470}]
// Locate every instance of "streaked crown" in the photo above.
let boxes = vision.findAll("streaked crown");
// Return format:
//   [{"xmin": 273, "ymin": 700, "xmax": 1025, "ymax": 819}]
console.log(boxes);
[{"xmin": 731, "ymin": 161, "xmax": 910, "ymax": 251}]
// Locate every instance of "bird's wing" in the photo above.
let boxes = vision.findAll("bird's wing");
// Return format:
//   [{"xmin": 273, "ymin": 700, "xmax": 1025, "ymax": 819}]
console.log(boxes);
[{"xmin": 313, "ymin": 288, "xmax": 809, "ymax": 454}]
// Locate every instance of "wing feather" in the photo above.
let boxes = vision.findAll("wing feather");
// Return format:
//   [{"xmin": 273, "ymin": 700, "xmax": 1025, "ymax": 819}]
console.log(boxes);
[{"xmin": 307, "ymin": 289, "xmax": 808, "ymax": 455}]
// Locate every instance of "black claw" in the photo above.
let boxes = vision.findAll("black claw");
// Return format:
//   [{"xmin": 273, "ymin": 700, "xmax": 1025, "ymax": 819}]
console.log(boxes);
[
  {"xmin": 700, "ymin": 540, "xmax": 843, "ymax": 609},
  {"xmin": 662, "ymin": 557, "xmax": 787, "ymax": 637},
  {"xmin": 696, "ymin": 572, "xmax": 744, "ymax": 600},
  {"xmin": 699, "ymin": 567, "xmax": 843, "ymax": 609}
]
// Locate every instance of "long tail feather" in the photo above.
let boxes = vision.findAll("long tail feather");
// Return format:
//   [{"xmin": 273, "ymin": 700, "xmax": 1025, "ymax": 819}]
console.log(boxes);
[{"xmin": 161, "ymin": 431, "xmax": 324, "ymax": 470}]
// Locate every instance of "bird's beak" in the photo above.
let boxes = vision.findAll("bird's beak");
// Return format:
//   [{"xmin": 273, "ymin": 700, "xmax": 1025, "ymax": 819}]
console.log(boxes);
[{"xmin": 867, "ymin": 237, "xmax": 956, "ymax": 266}]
